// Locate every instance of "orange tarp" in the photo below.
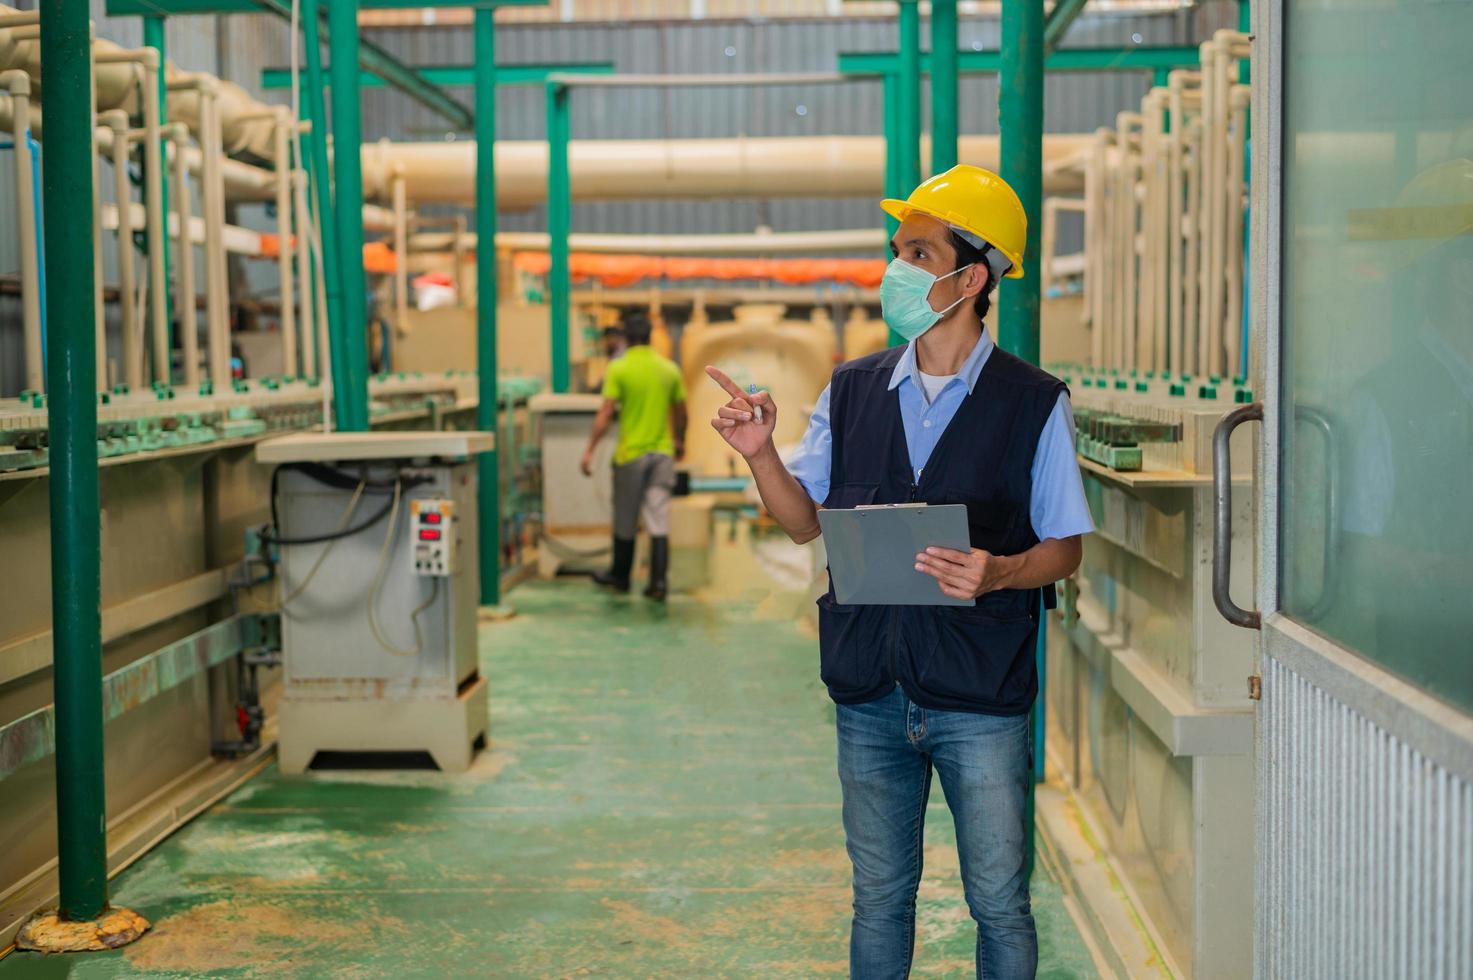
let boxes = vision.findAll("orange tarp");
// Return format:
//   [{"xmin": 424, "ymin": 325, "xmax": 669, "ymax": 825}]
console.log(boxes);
[
  {"xmin": 257, "ymin": 234, "xmax": 399, "ymax": 275},
  {"xmin": 513, "ymin": 251, "xmax": 886, "ymax": 289}
]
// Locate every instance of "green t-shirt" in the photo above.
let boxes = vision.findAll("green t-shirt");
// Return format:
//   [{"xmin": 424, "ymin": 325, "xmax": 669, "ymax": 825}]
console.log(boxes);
[{"xmin": 601, "ymin": 345, "xmax": 687, "ymax": 465}]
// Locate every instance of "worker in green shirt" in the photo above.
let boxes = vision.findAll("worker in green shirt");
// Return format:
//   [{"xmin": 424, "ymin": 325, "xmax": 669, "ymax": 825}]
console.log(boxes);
[{"xmin": 581, "ymin": 314, "xmax": 688, "ymax": 601}]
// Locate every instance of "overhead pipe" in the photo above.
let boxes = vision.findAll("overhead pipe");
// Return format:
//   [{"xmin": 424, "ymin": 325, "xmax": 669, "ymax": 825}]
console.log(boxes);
[
  {"xmin": 1, "ymin": 68, "xmax": 41, "ymax": 393},
  {"xmin": 357, "ymin": 134, "xmax": 1092, "ymax": 207},
  {"xmin": 408, "ymin": 227, "xmax": 890, "ymax": 256}
]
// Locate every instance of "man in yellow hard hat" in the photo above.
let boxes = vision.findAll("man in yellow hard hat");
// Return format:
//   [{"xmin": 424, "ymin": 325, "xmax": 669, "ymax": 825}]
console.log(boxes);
[{"xmin": 706, "ymin": 164, "xmax": 1091, "ymax": 978}]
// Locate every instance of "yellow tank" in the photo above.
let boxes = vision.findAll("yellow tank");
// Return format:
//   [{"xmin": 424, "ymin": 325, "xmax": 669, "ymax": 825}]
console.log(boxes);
[
  {"xmin": 681, "ymin": 303, "xmax": 837, "ymax": 477},
  {"xmin": 842, "ymin": 307, "xmax": 890, "ymax": 363}
]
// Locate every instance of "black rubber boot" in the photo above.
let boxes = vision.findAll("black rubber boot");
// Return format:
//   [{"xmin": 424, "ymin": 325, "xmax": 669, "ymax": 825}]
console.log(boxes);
[
  {"xmin": 593, "ymin": 537, "xmax": 635, "ymax": 592},
  {"xmin": 643, "ymin": 537, "xmax": 669, "ymax": 601}
]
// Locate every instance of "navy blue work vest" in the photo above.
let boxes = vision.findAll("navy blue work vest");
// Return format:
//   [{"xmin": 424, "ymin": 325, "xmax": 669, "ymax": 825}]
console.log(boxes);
[{"xmin": 817, "ymin": 344, "xmax": 1066, "ymax": 716}]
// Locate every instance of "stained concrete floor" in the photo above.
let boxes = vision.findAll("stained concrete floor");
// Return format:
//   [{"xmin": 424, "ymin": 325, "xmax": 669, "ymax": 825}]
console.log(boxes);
[{"xmin": 3, "ymin": 521, "xmax": 1101, "ymax": 978}]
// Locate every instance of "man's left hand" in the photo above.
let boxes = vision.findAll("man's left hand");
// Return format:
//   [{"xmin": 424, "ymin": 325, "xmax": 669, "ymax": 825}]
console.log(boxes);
[
  {"xmin": 580, "ymin": 449, "xmax": 595, "ymax": 477},
  {"xmin": 914, "ymin": 547, "xmax": 1012, "ymax": 600}
]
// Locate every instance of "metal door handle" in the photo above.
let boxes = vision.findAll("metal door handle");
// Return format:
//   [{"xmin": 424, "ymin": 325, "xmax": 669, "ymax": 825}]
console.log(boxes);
[{"xmin": 1213, "ymin": 402, "xmax": 1262, "ymax": 629}]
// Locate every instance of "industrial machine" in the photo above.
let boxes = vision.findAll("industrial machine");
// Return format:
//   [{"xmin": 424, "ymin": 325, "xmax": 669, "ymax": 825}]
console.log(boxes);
[
  {"xmin": 256, "ymin": 431, "xmax": 493, "ymax": 774},
  {"xmin": 1044, "ymin": 368, "xmax": 1256, "ymax": 978},
  {"xmin": 529, "ymin": 392, "xmax": 614, "ymax": 578}
]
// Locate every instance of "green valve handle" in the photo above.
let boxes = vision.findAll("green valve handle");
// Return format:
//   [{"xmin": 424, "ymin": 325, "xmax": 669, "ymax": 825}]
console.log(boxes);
[
  {"xmin": 1169, "ymin": 383, "xmax": 1186, "ymax": 397},
  {"xmin": 1199, "ymin": 385, "xmax": 1218, "ymax": 399},
  {"xmin": 1114, "ymin": 379, "xmax": 1128, "ymax": 390},
  {"xmin": 1135, "ymin": 381, "xmax": 1148, "ymax": 393}
]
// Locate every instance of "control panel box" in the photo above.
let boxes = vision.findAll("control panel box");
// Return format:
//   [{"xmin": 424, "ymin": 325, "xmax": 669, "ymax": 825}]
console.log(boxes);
[{"xmin": 410, "ymin": 498, "xmax": 456, "ymax": 576}]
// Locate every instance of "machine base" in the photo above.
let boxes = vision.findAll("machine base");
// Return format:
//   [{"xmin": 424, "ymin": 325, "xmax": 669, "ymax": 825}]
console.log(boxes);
[{"xmin": 277, "ymin": 675, "xmax": 489, "ymax": 775}]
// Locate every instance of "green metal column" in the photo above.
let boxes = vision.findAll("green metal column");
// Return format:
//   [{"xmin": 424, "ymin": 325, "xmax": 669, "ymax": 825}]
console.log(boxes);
[
  {"xmin": 545, "ymin": 81, "xmax": 570, "ymax": 394},
  {"xmin": 474, "ymin": 8, "xmax": 501, "ymax": 606},
  {"xmin": 328, "ymin": 0, "xmax": 370, "ymax": 430},
  {"xmin": 998, "ymin": 0, "xmax": 1043, "ymax": 367},
  {"xmin": 930, "ymin": 0, "xmax": 958, "ymax": 174},
  {"xmin": 882, "ymin": 70, "xmax": 903, "ymax": 348},
  {"xmin": 41, "ymin": 0, "xmax": 108, "ymax": 922},
  {"xmin": 302, "ymin": 0, "xmax": 346, "ymax": 417},
  {"xmin": 143, "ymin": 15, "xmax": 172, "ymax": 378},
  {"xmin": 896, "ymin": 0, "xmax": 922, "ymax": 191},
  {"xmin": 1000, "ymin": 0, "xmax": 1045, "ymax": 807}
]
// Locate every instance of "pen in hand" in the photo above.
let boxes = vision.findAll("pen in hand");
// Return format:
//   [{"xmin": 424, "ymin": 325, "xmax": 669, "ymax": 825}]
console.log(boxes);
[{"xmin": 748, "ymin": 384, "xmax": 764, "ymax": 423}]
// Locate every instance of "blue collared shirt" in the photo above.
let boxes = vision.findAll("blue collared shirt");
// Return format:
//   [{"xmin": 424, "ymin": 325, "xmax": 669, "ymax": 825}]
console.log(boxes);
[{"xmin": 786, "ymin": 331, "xmax": 1095, "ymax": 542}]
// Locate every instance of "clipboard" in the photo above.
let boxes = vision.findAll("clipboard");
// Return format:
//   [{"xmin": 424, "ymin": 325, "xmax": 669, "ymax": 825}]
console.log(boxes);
[{"xmin": 817, "ymin": 503, "xmax": 973, "ymax": 606}]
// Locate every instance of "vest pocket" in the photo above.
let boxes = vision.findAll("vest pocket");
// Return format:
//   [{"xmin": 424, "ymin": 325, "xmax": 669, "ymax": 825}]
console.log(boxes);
[
  {"xmin": 816, "ymin": 593, "xmax": 890, "ymax": 700},
  {"xmin": 910, "ymin": 603, "xmax": 1037, "ymax": 707},
  {"xmin": 940, "ymin": 491, "xmax": 1027, "ymax": 555}
]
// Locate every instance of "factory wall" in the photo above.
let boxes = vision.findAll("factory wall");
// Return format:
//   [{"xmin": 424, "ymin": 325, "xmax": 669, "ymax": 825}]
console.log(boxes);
[{"xmin": 0, "ymin": 1, "xmax": 1240, "ymax": 394}]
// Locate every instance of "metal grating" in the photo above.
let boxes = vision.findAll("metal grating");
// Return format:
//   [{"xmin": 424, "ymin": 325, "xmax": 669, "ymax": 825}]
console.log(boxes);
[{"xmin": 1258, "ymin": 655, "xmax": 1473, "ymax": 979}]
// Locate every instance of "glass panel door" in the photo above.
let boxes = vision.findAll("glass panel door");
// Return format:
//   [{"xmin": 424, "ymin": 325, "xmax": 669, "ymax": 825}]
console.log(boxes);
[{"xmin": 1279, "ymin": 0, "xmax": 1473, "ymax": 712}]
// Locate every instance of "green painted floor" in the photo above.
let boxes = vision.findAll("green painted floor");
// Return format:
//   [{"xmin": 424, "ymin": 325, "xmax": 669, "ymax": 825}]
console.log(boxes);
[{"xmin": 4, "ymin": 524, "xmax": 1100, "ymax": 979}]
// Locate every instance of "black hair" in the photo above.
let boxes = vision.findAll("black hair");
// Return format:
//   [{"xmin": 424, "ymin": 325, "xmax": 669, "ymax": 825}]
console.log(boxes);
[
  {"xmin": 947, "ymin": 230, "xmax": 999, "ymax": 323},
  {"xmin": 622, "ymin": 312, "xmax": 654, "ymax": 346},
  {"xmin": 601, "ymin": 326, "xmax": 625, "ymax": 340}
]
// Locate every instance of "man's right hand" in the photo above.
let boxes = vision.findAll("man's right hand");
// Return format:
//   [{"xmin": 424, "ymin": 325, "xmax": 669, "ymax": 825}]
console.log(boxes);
[{"xmin": 706, "ymin": 366, "xmax": 777, "ymax": 460}]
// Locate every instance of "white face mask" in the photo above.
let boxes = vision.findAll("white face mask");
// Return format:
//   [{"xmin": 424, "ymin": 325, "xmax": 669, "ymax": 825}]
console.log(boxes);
[{"xmin": 880, "ymin": 259, "xmax": 974, "ymax": 342}]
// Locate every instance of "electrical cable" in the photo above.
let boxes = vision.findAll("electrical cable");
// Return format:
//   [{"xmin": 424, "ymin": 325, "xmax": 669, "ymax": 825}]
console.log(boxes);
[
  {"xmin": 365, "ymin": 478, "xmax": 436, "ymax": 658},
  {"xmin": 263, "ymin": 462, "xmax": 429, "ymax": 546},
  {"xmin": 278, "ymin": 478, "xmax": 366, "ymax": 608}
]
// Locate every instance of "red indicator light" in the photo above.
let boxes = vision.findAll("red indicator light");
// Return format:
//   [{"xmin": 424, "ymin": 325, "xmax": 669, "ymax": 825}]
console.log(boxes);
[
  {"xmin": 419, "ymin": 529, "xmax": 442, "ymax": 541},
  {"xmin": 423, "ymin": 512, "xmax": 442, "ymax": 524}
]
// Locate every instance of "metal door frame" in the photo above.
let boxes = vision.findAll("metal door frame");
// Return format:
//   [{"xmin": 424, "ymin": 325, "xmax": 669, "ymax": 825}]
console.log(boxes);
[{"xmin": 1249, "ymin": 0, "xmax": 1473, "ymax": 789}]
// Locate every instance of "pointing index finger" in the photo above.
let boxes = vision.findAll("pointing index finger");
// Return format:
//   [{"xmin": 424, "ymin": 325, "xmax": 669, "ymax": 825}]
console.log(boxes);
[{"xmin": 704, "ymin": 365, "xmax": 747, "ymax": 400}]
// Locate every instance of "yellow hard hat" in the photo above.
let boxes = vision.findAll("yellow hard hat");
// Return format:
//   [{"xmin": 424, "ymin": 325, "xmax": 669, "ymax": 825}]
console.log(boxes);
[{"xmin": 881, "ymin": 164, "xmax": 1027, "ymax": 279}]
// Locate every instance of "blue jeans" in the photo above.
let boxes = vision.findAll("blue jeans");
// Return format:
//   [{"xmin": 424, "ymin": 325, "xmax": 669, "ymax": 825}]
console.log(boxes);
[{"xmin": 836, "ymin": 685, "xmax": 1036, "ymax": 979}]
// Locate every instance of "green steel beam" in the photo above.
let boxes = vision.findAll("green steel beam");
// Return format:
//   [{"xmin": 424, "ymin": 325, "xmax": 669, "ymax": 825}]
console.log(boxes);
[
  {"xmin": 142, "ymin": 15, "xmax": 172, "ymax": 380},
  {"xmin": 895, "ymin": 0, "xmax": 922, "ymax": 195},
  {"xmin": 838, "ymin": 45, "xmax": 1201, "ymax": 76},
  {"xmin": 545, "ymin": 81, "xmax": 571, "ymax": 394},
  {"xmin": 40, "ymin": 0, "xmax": 109, "ymax": 923},
  {"xmin": 302, "ymin": 0, "xmax": 348, "ymax": 425},
  {"xmin": 110, "ymin": 0, "xmax": 543, "ymax": 10},
  {"xmin": 930, "ymin": 0, "xmax": 958, "ymax": 175},
  {"xmin": 1042, "ymin": 0, "xmax": 1091, "ymax": 54},
  {"xmin": 329, "ymin": 0, "xmax": 370, "ymax": 430},
  {"xmin": 999, "ymin": 2, "xmax": 1043, "ymax": 368},
  {"xmin": 474, "ymin": 8, "xmax": 501, "ymax": 607},
  {"xmin": 261, "ymin": 62, "xmax": 614, "ymax": 90},
  {"xmin": 881, "ymin": 71, "xmax": 902, "ymax": 347},
  {"xmin": 109, "ymin": 0, "xmax": 475, "ymax": 129}
]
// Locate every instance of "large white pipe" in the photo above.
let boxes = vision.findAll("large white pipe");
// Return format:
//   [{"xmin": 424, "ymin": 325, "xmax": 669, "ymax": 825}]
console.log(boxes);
[
  {"xmin": 0, "ymin": 70, "xmax": 40, "ymax": 393},
  {"xmin": 360, "ymin": 134, "xmax": 1092, "ymax": 207},
  {"xmin": 409, "ymin": 227, "xmax": 889, "ymax": 255}
]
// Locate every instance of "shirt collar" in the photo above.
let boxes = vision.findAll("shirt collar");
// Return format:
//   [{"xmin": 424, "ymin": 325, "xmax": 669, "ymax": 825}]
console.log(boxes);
[{"xmin": 888, "ymin": 329, "xmax": 994, "ymax": 394}]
